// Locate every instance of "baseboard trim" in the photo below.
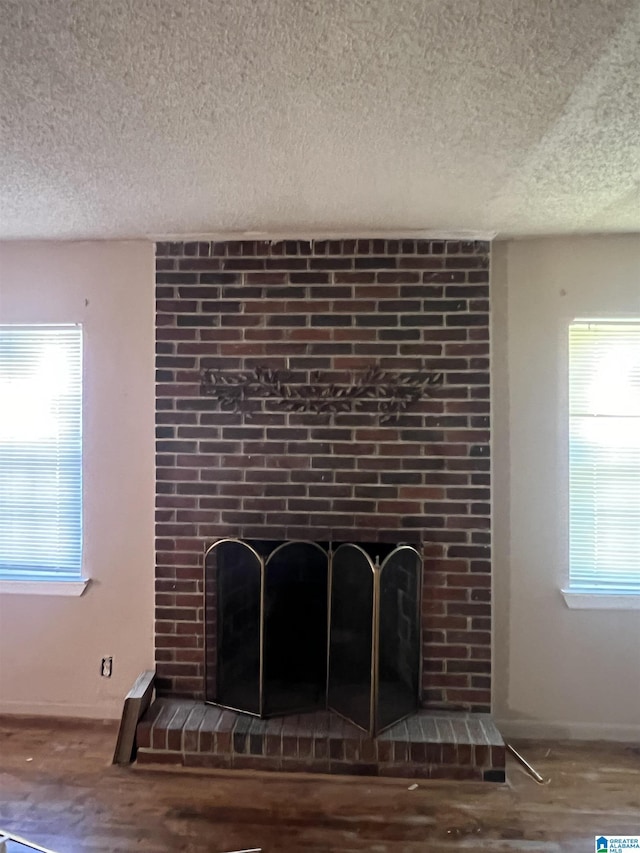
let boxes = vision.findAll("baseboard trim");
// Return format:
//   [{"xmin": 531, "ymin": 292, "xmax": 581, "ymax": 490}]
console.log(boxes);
[
  {"xmin": 0, "ymin": 700, "xmax": 120, "ymax": 721},
  {"xmin": 496, "ymin": 718, "xmax": 640, "ymax": 743}
]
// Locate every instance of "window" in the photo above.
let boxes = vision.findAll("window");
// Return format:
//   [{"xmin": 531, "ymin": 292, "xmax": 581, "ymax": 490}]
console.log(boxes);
[
  {"xmin": 568, "ymin": 320, "xmax": 640, "ymax": 598},
  {"xmin": 0, "ymin": 326, "xmax": 83, "ymax": 583}
]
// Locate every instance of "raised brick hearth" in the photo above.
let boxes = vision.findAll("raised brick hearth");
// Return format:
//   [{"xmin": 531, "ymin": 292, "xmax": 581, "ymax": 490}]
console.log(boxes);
[
  {"xmin": 137, "ymin": 699, "xmax": 505, "ymax": 782},
  {"xmin": 154, "ymin": 238, "xmax": 492, "ymax": 724}
]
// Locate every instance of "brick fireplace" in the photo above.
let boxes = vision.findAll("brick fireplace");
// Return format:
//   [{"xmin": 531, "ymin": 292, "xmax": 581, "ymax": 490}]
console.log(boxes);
[{"xmin": 144, "ymin": 237, "xmax": 500, "ymax": 779}]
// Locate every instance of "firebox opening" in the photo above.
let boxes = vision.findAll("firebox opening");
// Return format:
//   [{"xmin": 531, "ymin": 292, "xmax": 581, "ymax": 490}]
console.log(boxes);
[{"xmin": 205, "ymin": 538, "xmax": 422, "ymax": 737}]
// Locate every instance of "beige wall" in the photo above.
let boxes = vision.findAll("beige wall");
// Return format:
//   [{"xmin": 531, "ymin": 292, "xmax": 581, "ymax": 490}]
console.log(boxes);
[
  {"xmin": 0, "ymin": 241, "xmax": 155, "ymax": 718},
  {"xmin": 493, "ymin": 234, "xmax": 640, "ymax": 740}
]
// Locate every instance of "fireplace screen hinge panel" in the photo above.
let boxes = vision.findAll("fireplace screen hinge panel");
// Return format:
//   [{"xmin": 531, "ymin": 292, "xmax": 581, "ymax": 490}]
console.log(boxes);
[{"xmin": 204, "ymin": 538, "xmax": 422, "ymax": 737}]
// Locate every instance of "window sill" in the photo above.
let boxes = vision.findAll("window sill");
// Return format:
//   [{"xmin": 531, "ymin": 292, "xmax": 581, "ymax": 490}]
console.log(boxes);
[
  {"xmin": 0, "ymin": 578, "xmax": 91, "ymax": 596},
  {"xmin": 561, "ymin": 589, "xmax": 640, "ymax": 610}
]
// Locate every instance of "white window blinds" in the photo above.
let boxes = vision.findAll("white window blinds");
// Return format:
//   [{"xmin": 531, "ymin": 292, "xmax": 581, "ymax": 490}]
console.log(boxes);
[
  {"xmin": 569, "ymin": 320, "xmax": 640, "ymax": 594},
  {"xmin": 0, "ymin": 326, "xmax": 83, "ymax": 580}
]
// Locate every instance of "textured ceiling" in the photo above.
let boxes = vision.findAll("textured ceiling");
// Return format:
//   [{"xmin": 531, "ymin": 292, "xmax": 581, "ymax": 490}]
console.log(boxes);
[{"xmin": 0, "ymin": 0, "xmax": 639, "ymax": 240}]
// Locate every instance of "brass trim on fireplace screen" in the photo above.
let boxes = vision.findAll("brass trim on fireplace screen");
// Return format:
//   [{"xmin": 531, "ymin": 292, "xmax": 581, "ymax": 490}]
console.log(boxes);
[
  {"xmin": 204, "ymin": 538, "xmax": 262, "ymax": 717},
  {"xmin": 204, "ymin": 538, "xmax": 423, "ymax": 737},
  {"xmin": 327, "ymin": 543, "xmax": 423, "ymax": 738}
]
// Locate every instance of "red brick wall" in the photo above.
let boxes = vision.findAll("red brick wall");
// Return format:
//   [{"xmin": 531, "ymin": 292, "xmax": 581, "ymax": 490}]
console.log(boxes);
[{"xmin": 155, "ymin": 238, "xmax": 492, "ymax": 711}]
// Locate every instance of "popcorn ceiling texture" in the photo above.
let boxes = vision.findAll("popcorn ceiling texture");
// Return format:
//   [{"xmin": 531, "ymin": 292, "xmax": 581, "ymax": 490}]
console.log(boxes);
[{"xmin": 1, "ymin": 0, "xmax": 639, "ymax": 240}]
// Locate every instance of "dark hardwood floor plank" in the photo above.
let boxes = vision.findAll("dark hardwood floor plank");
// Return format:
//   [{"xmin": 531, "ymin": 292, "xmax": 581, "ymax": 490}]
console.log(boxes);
[{"xmin": 0, "ymin": 718, "xmax": 638, "ymax": 852}]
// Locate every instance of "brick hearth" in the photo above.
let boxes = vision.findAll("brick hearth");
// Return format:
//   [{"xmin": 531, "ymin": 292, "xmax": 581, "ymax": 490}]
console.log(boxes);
[{"xmin": 137, "ymin": 699, "xmax": 505, "ymax": 782}]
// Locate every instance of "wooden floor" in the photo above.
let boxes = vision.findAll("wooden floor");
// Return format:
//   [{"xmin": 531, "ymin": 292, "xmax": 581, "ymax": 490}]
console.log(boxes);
[{"xmin": 0, "ymin": 717, "xmax": 638, "ymax": 852}]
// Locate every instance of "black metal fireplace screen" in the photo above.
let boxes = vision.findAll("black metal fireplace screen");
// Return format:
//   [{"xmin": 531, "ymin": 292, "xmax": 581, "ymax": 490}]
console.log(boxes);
[{"xmin": 204, "ymin": 539, "xmax": 422, "ymax": 737}]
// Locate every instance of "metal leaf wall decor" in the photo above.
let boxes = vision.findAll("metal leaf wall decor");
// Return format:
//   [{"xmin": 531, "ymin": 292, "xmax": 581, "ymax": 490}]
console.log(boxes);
[{"xmin": 200, "ymin": 364, "xmax": 443, "ymax": 424}]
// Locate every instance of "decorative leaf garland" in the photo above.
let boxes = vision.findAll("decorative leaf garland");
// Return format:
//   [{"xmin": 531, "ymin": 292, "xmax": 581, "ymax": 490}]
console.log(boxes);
[{"xmin": 200, "ymin": 363, "xmax": 443, "ymax": 424}]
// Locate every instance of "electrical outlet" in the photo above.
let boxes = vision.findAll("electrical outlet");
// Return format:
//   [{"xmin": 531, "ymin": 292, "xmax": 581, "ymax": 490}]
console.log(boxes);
[{"xmin": 100, "ymin": 656, "xmax": 112, "ymax": 678}]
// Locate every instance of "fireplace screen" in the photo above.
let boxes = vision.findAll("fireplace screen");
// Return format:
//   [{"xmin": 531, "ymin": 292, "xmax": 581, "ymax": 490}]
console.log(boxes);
[{"xmin": 204, "ymin": 539, "xmax": 421, "ymax": 736}]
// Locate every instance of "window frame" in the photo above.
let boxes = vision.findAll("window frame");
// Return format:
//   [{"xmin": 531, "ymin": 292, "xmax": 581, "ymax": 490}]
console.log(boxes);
[
  {"xmin": 0, "ymin": 324, "xmax": 89, "ymax": 596},
  {"xmin": 560, "ymin": 315, "xmax": 640, "ymax": 611}
]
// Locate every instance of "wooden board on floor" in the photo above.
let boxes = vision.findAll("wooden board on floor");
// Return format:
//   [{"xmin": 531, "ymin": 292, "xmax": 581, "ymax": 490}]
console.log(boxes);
[{"xmin": 112, "ymin": 670, "xmax": 155, "ymax": 765}]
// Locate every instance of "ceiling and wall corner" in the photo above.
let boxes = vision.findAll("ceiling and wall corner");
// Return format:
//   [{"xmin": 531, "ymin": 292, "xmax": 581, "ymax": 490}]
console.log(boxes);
[{"xmin": 0, "ymin": 0, "xmax": 638, "ymax": 242}]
